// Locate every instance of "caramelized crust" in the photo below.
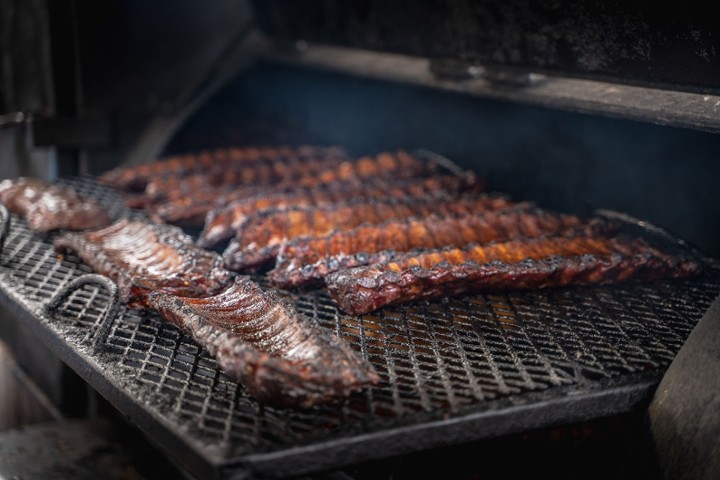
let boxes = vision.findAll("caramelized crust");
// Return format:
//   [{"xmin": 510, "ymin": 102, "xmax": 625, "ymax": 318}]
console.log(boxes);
[
  {"xmin": 99, "ymin": 145, "xmax": 346, "ymax": 191},
  {"xmin": 138, "ymin": 183, "xmax": 276, "ymax": 224},
  {"xmin": 53, "ymin": 219, "xmax": 231, "ymax": 307},
  {"xmin": 325, "ymin": 236, "xmax": 702, "ymax": 314},
  {"xmin": 270, "ymin": 207, "xmax": 618, "ymax": 288},
  {"xmin": 197, "ymin": 172, "xmax": 483, "ymax": 247},
  {"xmin": 124, "ymin": 150, "xmax": 444, "ymax": 226},
  {"xmin": 140, "ymin": 150, "xmax": 433, "ymax": 204},
  {"xmin": 148, "ymin": 276, "xmax": 379, "ymax": 408},
  {"xmin": 223, "ymin": 194, "xmax": 515, "ymax": 271},
  {"xmin": 142, "ymin": 154, "xmax": 350, "ymax": 202},
  {"xmin": 0, "ymin": 177, "xmax": 111, "ymax": 232}
]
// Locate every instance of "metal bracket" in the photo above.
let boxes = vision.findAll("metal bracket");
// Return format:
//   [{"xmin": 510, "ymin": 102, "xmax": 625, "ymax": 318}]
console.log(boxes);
[
  {"xmin": 0, "ymin": 112, "xmax": 111, "ymax": 148},
  {"xmin": 0, "ymin": 112, "xmax": 31, "ymax": 129},
  {"xmin": 32, "ymin": 117, "xmax": 112, "ymax": 149},
  {"xmin": 481, "ymin": 66, "xmax": 547, "ymax": 87},
  {"xmin": 0, "ymin": 204, "xmax": 9, "ymax": 256},
  {"xmin": 430, "ymin": 58, "xmax": 483, "ymax": 81},
  {"xmin": 413, "ymin": 149, "xmax": 466, "ymax": 176},
  {"xmin": 43, "ymin": 274, "xmax": 121, "ymax": 353},
  {"xmin": 595, "ymin": 208, "xmax": 717, "ymax": 267}
]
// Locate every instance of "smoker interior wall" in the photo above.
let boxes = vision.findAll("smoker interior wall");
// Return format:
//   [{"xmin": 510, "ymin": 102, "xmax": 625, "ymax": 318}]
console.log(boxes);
[
  {"xmin": 165, "ymin": 63, "xmax": 720, "ymax": 258},
  {"xmin": 252, "ymin": 0, "xmax": 720, "ymax": 95}
]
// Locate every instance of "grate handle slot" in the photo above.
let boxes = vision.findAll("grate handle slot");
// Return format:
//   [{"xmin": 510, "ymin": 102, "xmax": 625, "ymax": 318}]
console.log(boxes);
[
  {"xmin": 413, "ymin": 149, "xmax": 467, "ymax": 176},
  {"xmin": 43, "ymin": 273, "xmax": 121, "ymax": 352},
  {"xmin": 595, "ymin": 208, "xmax": 718, "ymax": 267},
  {"xmin": 0, "ymin": 204, "xmax": 9, "ymax": 255}
]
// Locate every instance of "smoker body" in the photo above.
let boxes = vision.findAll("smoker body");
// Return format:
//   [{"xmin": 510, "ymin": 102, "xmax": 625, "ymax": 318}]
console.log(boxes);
[{"xmin": 1, "ymin": 1, "xmax": 719, "ymax": 479}]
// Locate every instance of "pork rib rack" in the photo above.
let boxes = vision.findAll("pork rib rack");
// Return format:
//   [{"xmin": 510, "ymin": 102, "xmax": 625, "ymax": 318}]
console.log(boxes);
[
  {"xmin": 325, "ymin": 235, "xmax": 703, "ymax": 314},
  {"xmin": 53, "ymin": 219, "xmax": 231, "ymax": 308},
  {"xmin": 269, "ymin": 207, "xmax": 618, "ymax": 289},
  {"xmin": 223, "ymin": 194, "xmax": 514, "ymax": 271},
  {"xmin": 197, "ymin": 172, "xmax": 483, "ymax": 248},
  {"xmin": 149, "ymin": 277, "xmax": 379, "ymax": 408},
  {"xmin": 0, "ymin": 177, "xmax": 111, "ymax": 232}
]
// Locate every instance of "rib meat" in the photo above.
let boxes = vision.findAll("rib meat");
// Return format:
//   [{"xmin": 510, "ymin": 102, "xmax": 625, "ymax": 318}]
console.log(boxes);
[
  {"xmin": 223, "ymin": 194, "xmax": 515, "ymax": 271},
  {"xmin": 269, "ymin": 207, "xmax": 619, "ymax": 288},
  {"xmin": 140, "ymin": 150, "xmax": 433, "ymax": 205},
  {"xmin": 124, "ymin": 150, "xmax": 441, "ymax": 225},
  {"xmin": 198, "ymin": 172, "xmax": 483, "ymax": 248},
  {"xmin": 325, "ymin": 236, "xmax": 703, "ymax": 314},
  {"xmin": 0, "ymin": 177, "xmax": 111, "ymax": 232},
  {"xmin": 0, "ymin": 177, "xmax": 46, "ymax": 213},
  {"xmin": 148, "ymin": 276, "xmax": 379, "ymax": 408},
  {"xmin": 53, "ymin": 219, "xmax": 231, "ymax": 308},
  {"xmin": 127, "ymin": 182, "xmax": 267, "ymax": 220},
  {"xmin": 99, "ymin": 145, "xmax": 346, "ymax": 191},
  {"xmin": 141, "ymin": 154, "xmax": 347, "ymax": 203},
  {"xmin": 148, "ymin": 179, "xmax": 345, "ymax": 228}
]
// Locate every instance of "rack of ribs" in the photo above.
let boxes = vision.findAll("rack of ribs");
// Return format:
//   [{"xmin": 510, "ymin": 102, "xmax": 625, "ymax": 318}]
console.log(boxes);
[
  {"xmin": 53, "ymin": 219, "xmax": 231, "ymax": 308},
  {"xmin": 127, "ymin": 150, "xmax": 446, "ymax": 226},
  {"xmin": 324, "ymin": 235, "xmax": 703, "ymax": 314},
  {"xmin": 99, "ymin": 145, "xmax": 348, "ymax": 191},
  {"xmin": 148, "ymin": 276, "xmax": 379, "ymax": 408},
  {"xmin": 223, "ymin": 194, "xmax": 516, "ymax": 271},
  {"xmin": 0, "ymin": 177, "xmax": 111, "ymax": 232},
  {"xmin": 197, "ymin": 172, "xmax": 483, "ymax": 248},
  {"xmin": 269, "ymin": 207, "xmax": 619, "ymax": 289},
  {"xmin": 137, "ymin": 150, "xmax": 437, "ymax": 203}
]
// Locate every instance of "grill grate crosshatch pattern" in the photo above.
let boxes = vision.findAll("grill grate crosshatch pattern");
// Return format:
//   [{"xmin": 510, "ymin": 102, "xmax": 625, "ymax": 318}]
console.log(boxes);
[{"xmin": 0, "ymin": 177, "xmax": 718, "ymax": 479}]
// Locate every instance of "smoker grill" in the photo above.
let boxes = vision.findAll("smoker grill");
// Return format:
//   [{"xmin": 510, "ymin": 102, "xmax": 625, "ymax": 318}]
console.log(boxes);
[
  {"xmin": 3, "ymin": 1, "xmax": 720, "ymax": 479},
  {"xmin": 0, "ymin": 176, "xmax": 718, "ymax": 479}
]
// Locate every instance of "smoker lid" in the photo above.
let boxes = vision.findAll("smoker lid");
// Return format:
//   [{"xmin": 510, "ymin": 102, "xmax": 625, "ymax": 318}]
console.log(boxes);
[
  {"xmin": 250, "ymin": 1, "xmax": 720, "ymax": 137},
  {"xmin": 0, "ymin": 177, "xmax": 719, "ymax": 479},
  {"xmin": 253, "ymin": 0, "xmax": 720, "ymax": 96}
]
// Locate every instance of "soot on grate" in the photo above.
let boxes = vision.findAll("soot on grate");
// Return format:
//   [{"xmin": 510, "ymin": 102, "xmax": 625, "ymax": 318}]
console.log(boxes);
[{"xmin": 0, "ymin": 176, "xmax": 718, "ymax": 478}]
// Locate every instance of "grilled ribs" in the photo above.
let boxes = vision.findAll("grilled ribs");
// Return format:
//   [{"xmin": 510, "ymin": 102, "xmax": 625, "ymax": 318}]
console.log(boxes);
[
  {"xmin": 325, "ymin": 236, "xmax": 702, "ymax": 314},
  {"xmin": 141, "ymin": 153, "xmax": 349, "ymax": 203},
  {"xmin": 99, "ymin": 145, "xmax": 347, "ymax": 191},
  {"xmin": 53, "ymin": 219, "xmax": 231, "ymax": 308},
  {"xmin": 223, "ymin": 194, "xmax": 515, "ymax": 271},
  {"xmin": 0, "ymin": 177, "xmax": 111, "ymax": 232},
  {"xmin": 269, "ymin": 207, "xmax": 618, "ymax": 289},
  {"xmin": 148, "ymin": 276, "xmax": 379, "ymax": 408},
  {"xmin": 125, "ymin": 150, "xmax": 444, "ymax": 226},
  {"xmin": 138, "ymin": 150, "xmax": 435, "ymax": 205},
  {"xmin": 198, "ymin": 172, "xmax": 483, "ymax": 248},
  {"xmin": 135, "ymin": 183, "xmax": 274, "ymax": 225}
]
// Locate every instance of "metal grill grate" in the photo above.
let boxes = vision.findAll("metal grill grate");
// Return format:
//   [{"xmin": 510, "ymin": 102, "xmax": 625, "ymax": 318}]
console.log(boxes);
[{"xmin": 0, "ymin": 177, "xmax": 718, "ymax": 479}]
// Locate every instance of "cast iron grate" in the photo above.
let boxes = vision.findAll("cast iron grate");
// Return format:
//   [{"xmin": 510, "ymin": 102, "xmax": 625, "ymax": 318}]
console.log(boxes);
[{"xmin": 0, "ymin": 177, "xmax": 718, "ymax": 479}]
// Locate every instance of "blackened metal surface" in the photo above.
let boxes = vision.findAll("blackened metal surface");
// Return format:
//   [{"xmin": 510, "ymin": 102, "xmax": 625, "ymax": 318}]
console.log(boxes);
[
  {"xmin": 73, "ymin": 0, "xmax": 261, "ymax": 171},
  {"xmin": 0, "ymin": 0, "xmax": 54, "ymax": 114},
  {"xmin": 263, "ymin": 46, "xmax": 720, "ymax": 136},
  {"xmin": 648, "ymin": 296, "xmax": 720, "ymax": 480},
  {"xmin": 0, "ymin": 178, "xmax": 718, "ymax": 479},
  {"xmin": 0, "ymin": 204, "xmax": 9, "ymax": 252},
  {"xmin": 253, "ymin": 0, "xmax": 720, "ymax": 95}
]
